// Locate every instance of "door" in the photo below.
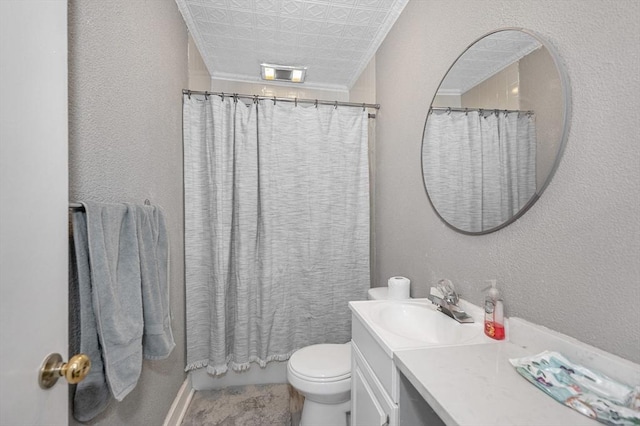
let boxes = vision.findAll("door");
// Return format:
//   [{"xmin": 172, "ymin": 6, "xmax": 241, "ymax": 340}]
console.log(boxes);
[{"xmin": 0, "ymin": 1, "xmax": 69, "ymax": 424}]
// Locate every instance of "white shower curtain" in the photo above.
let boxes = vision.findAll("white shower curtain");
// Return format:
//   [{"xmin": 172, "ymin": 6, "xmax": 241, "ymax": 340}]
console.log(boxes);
[
  {"xmin": 423, "ymin": 110, "xmax": 536, "ymax": 232},
  {"xmin": 183, "ymin": 95, "xmax": 370, "ymax": 374}
]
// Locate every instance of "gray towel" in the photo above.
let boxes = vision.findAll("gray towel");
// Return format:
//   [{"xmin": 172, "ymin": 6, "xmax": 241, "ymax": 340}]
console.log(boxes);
[
  {"xmin": 70, "ymin": 201, "xmax": 174, "ymax": 418},
  {"xmin": 82, "ymin": 201, "xmax": 143, "ymax": 402},
  {"xmin": 134, "ymin": 204, "xmax": 175, "ymax": 359},
  {"xmin": 71, "ymin": 211, "xmax": 111, "ymax": 421}
]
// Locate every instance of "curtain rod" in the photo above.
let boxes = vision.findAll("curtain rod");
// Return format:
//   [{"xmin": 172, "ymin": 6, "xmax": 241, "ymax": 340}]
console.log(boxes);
[
  {"xmin": 182, "ymin": 90, "xmax": 380, "ymax": 113},
  {"xmin": 430, "ymin": 106, "xmax": 534, "ymax": 115}
]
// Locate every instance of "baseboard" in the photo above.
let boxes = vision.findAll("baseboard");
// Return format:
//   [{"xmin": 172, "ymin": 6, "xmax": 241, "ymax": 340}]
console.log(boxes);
[{"xmin": 163, "ymin": 376, "xmax": 195, "ymax": 426}]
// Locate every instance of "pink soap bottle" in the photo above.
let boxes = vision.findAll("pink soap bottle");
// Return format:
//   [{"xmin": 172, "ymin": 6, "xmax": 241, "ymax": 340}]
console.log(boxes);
[{"xmin": 484, "ymin": 280, "xmax": 505, "ymax": 340}]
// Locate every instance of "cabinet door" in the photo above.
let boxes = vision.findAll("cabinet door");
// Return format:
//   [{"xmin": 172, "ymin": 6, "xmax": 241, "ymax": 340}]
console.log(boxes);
[{"xmin": 352, "ymin": 365, "xmax": 389, "ymax": 426}]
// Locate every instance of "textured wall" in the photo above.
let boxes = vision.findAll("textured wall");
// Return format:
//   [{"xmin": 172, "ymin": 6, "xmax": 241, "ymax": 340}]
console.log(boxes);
[
  {"xmin": 519, "ymin": 47, "xmax": 564, "ymax": 190},
  {"xmin": 375, "ymin": 0, "xmax": 640, "ymax": 363},
  {"xmin": 188, "ymin": 34, "xmax": 211, "ymax": 91},
  {"xmin": 68, "ymin": 0, "xmax": 187, "ymax": 424}
]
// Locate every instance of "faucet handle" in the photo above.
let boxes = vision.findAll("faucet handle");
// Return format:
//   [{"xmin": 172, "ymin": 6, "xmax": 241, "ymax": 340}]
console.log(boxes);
[{"xmin": 437, "ymin": 279, "xmax": 459, "ymax": 305}]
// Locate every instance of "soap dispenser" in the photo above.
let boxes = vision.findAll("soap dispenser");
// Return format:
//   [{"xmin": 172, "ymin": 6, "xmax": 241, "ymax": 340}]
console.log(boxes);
[{"xmin": 484, "ymin": 280, "xmax": 505, "ymax": 340}]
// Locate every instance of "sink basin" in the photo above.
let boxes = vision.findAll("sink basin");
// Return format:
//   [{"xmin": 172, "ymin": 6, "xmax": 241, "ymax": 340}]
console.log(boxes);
[{"xmin": 370, "ymin": 302, "xmax": 481, "ymax": 345}]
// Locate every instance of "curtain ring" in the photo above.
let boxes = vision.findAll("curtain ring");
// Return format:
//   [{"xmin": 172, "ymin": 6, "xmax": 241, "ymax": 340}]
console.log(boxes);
[
  {"xmin": 362, "ymin": 103, "xmax": 365, "ymax": 112},
  {"xmin": 315, "ymin": 99, "xmax": 318, "ymax": 108},
  {"xmin": 233, "ymin": 93, "xmax": 238, "ymax": 103},
  {"xmin": 204, "ymin": 91, "xmax": 209, "ymax": 100},
  {"xmin": 464, "ymin": 108, "xmax": 468, "ymax": 116},
  {"xmin": 334, "ymin": 101, "xmax": 338, "ymax": 109},
  {"xmin": 187, "ymin": 91, "xmax": 191, "ymax": 100},
  {"xmin": 295, "ymin": 98, "xmax": 297, "ymax": 107},
  {"xmin": 219, "ymin": 92, "xmax": 225, "ymax": 102},
  {"xmin": 446, "ymin": 107, "xmax": 451, "ymax": 115},
  {"xmin": 273, "ymin": 96, "xmax": 276, "ymax": 105},
  {"xmin": 144, "ymin": 199, "xmax": 151, "ymax": 206},
  {"xmin": 253, "ymin": 95, "xmax": 259, "ymax": 104}
]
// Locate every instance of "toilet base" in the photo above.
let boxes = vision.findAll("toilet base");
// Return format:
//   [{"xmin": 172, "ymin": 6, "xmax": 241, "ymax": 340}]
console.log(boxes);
[{"xmin": 300, "ymin": 399, "xmax": 350, "ymax": 426}]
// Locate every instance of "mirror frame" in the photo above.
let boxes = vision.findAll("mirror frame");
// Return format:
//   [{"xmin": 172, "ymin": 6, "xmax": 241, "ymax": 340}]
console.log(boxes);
[{"xmin": 421, "ymin": 27, "xmax": 572, "ymax": 235}]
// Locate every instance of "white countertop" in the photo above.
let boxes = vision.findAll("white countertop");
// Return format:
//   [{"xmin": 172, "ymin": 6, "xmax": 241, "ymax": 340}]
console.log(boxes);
[
  {"xmin": 350, "ymin": 298, "xmax": 640, "ymax": 426},
  {"xmin": 394, "ymin": 342, "xmax": 594, "ymax": 426}
]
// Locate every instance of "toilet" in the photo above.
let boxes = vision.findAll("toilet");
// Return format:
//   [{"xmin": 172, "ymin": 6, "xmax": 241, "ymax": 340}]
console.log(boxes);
[{"xmin": 287, "ymin": 288, "xmax": 390, "ymax": 426}]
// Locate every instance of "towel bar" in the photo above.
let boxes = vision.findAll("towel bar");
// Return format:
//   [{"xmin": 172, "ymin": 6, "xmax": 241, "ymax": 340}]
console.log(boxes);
[{"xmin": 69, "ymin": 200, "xmax": 152, "ymax": 211}]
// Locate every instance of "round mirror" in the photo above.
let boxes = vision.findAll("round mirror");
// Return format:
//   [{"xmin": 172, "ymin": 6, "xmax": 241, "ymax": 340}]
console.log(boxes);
[{"xmin": 421, "ymin": 29, "xmax": 570, "ymax": 234}]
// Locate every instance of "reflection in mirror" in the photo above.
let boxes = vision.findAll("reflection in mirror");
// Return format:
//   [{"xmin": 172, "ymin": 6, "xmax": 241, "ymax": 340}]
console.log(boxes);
[{"xmin": 422, "ymin": 29, "xmax": 569, "ymax": 234}]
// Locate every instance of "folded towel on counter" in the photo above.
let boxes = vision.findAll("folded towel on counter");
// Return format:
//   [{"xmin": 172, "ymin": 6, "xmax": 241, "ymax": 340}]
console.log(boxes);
[
  {"xmin": 510, "ymin": 351, "xmax": 640, "ymax": 426},
  {"xmin": 134, "ymin": 204, "xmax": 175, "ymax": 360},
  {"xmin": 71, "ymin": 211, "xmax": 111, "ymax": 421},
  {"xmin": 82, "ymin": 201, "xmax": 144, "ymax": 402}
]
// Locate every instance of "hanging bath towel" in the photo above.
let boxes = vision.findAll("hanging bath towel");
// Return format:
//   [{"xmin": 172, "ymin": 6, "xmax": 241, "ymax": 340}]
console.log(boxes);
[
  {"xmin": 134, "ymin": 203, "xmax": 175, "ymax": 360},
  {"xmin": 70, "ymin": 211, "xmax": 111, "ymax": 421},
  {"xmin": 82, "ymin": 201, "xmax": 144, "ymax": 401}
]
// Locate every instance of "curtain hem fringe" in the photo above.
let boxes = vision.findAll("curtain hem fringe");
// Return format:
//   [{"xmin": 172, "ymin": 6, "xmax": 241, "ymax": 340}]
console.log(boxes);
[{"xmin": 185, "ymin": 351, "xmax": 297, "ymax": 376}]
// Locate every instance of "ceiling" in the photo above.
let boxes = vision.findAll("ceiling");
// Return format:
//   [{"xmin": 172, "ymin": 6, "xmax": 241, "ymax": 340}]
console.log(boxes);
[
  {"xmin": 438, "ymin": 31, "xmax": 542, "ymax": 95},
  {"xmin": 175, "ymin": 0, "xmax": 409, "ymax": 92}
]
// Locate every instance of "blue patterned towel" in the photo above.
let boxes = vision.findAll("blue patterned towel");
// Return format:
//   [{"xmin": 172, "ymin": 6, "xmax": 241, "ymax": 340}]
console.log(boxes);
[{"xmin": 510, "ymin": 351, "xmax": 640, "ymax": 426}]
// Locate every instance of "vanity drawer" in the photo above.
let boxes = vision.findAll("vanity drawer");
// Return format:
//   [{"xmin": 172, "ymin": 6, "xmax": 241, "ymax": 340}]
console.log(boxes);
[{"xmin": 352, "ymin": 314, "xmax": 398, "ymax": 402}]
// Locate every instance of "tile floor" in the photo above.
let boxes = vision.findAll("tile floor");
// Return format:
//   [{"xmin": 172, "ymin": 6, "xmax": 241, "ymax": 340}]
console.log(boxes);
[{"xmin": 181, "ymin": 383, "xmax": 302, "ymax": 426}]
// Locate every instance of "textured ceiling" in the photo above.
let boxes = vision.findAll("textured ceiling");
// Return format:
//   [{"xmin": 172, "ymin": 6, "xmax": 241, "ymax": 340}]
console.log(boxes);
[
  {"xmin": 175, "ymin": 0, "xmax": 409, "ymax": 92},
  {"xmin": 439, "ymin": 31, "xmax": 543, "ymax": 95}
]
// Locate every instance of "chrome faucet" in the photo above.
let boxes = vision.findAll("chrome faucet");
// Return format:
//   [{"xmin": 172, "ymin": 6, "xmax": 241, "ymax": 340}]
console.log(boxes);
[{"xmin": 427, "ymin": 279, "xmax": 474, "ymax": 323}]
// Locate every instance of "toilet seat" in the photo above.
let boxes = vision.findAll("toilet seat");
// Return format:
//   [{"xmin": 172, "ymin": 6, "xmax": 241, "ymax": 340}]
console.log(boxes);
[{"xmin": 288, "ymin": 343, "xmax": 351, "ymax": 383}]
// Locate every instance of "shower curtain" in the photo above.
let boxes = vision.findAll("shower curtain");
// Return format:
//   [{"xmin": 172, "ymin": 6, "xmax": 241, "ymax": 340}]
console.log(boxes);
[
  {"xmin": 183, "ymin": 95, "xmax": 370, "ymax": 374},
  {"xmin": 423, "ymin": 110, "xmax": 536, "ymax": 232}
]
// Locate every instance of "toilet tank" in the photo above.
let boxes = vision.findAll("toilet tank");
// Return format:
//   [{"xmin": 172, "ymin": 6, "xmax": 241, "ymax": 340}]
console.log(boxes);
[{"xmin": 367, "ymin": 287, "xmax": 389, "ymax": 300}]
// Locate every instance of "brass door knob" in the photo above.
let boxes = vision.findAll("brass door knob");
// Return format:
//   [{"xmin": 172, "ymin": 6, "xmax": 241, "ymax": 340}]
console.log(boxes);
[{"xmin": 39, "ymin": 352, "xmax": 91, "ymax": 389}]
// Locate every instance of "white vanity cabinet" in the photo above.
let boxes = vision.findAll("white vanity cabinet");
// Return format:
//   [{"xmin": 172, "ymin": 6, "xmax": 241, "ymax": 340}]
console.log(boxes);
[{"xmin": 351, "ymin": 313, "xmax": 399, "ymax": 426}]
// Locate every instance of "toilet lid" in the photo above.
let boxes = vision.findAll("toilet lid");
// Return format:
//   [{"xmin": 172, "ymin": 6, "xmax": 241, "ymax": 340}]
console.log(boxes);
[{"xmin": 289, "ymin": 343, "xmax": 351, "ymax": 381}]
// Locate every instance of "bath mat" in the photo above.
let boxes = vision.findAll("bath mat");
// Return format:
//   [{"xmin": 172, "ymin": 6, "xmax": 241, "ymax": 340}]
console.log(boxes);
[{"xmin": 182, "ymin": 383, "xmax": 293, "ymax": 426}]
